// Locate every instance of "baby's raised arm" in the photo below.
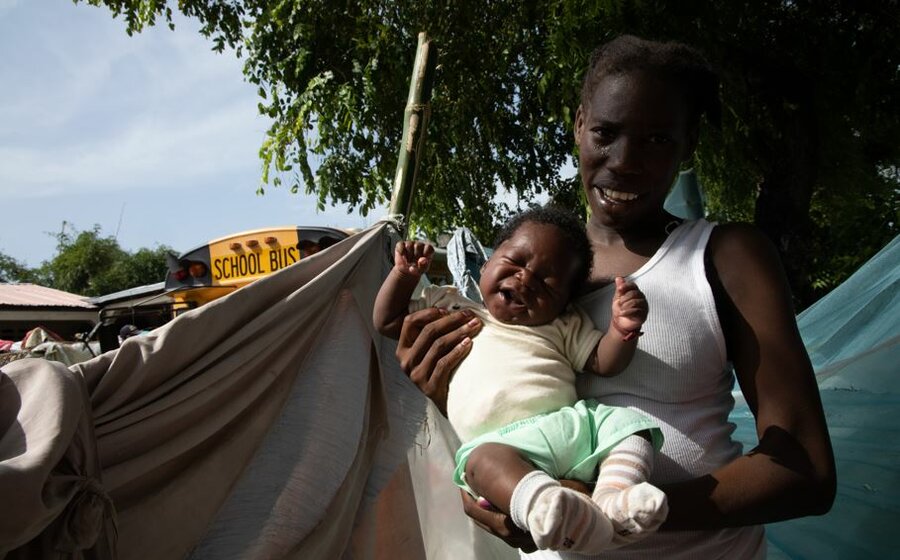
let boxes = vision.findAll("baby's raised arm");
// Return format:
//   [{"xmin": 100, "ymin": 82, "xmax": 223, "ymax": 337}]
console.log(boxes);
[
  {"xmin": 373, "ymin": 241, "xmax": 435, "ymax": 339},
  {"xmin": 584, "ymin": 277, "xmax": 648, "ymax": 377}
]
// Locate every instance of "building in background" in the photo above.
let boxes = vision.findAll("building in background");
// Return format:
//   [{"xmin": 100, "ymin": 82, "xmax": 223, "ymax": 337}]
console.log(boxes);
[{"xmin": 0, "ymin": 283, "xmax": 97, "ymax": 342}]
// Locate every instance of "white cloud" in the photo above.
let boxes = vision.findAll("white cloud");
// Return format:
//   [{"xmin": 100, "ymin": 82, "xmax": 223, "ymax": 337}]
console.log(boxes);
[
  {"xmin": 0, "ymin": 2, "xmax": 267, "ymax": 199},
  {"xmin": 0, "ymin": 99, "xmax": 265, "ymax": 198},
  {"xmin": 0, "ymin": 2, "xmax": 379, "ymax": 268}
]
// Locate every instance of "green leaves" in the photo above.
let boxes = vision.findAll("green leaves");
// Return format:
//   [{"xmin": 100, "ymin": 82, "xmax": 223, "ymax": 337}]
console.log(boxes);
[
  {"xmin": 0, "ymin": 252, "xmax": 37, "ymax": 284},
  {"xmin": 10, "ymin": 223, "xmax": 172, "ymax": 296},
  {"xmin": 75, "ymin": 0, "xmax": 899, "ymax": 306}
]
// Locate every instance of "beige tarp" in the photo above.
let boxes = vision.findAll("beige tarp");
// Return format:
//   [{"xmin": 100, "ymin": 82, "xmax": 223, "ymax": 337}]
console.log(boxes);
[{"xmin": 1, "ymin": 222, "xmax": 515, "ymax": 559}]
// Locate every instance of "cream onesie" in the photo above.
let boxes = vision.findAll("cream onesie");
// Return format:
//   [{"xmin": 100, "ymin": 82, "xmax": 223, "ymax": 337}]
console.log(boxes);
[{"xmin": 410, "ymin": 284, "xmax": 662, "ymax": 492}]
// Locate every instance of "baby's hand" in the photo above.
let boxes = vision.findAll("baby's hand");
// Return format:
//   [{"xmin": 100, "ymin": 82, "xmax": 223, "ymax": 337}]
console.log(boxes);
[
  {"xmin": 611, "ymin": 277, "xmax": 648, "ymax": 337},
  {"xmin": 394, "ymin": 241, "xmax": 434, "ymax": 278}
]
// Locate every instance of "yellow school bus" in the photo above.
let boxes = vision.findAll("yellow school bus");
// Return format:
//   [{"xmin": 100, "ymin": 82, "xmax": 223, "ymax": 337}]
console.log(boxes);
[{"xmin": 164, "ymin": 226, "xmax": 350, "ymax": 312}]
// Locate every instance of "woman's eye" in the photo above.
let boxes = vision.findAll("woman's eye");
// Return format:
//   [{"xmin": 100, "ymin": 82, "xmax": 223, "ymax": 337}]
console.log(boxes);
[
  {"xmin": 593, "ymin": 128, "xmax": 615, "ymax": 144},
  {"xmin": 648, "ymin": 133, "xmax": 672, "ymax": 145}
]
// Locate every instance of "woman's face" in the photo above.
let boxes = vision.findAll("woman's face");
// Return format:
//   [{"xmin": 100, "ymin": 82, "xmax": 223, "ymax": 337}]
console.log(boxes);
[{"xmin": 575, "ymin": 70, "xmax": 697, "ymax": 230}]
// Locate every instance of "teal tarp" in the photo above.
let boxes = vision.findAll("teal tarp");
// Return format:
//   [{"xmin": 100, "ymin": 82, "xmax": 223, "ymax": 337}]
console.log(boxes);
[
  {"xmin": 730, "ymin": 234, "xmax": 900, "ymax": 559},
  {"xmin": 664, "ymin": 169, "xmax": 706, "ymax": 220}
]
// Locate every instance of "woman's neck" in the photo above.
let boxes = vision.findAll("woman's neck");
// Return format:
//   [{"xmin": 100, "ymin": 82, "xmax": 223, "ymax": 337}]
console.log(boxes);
[
  {"xmin": 584, "ymin": 213, "xmax": 682, "ymax": 287},
  {"xmin": 587, "ymin": 213, "xmax": 679, "ymax": 252}
]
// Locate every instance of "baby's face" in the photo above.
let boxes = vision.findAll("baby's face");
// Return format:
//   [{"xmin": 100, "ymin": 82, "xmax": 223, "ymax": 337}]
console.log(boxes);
[{"xmin": 479, "ymin": 221, "xmax": 579, "ymax": 326}]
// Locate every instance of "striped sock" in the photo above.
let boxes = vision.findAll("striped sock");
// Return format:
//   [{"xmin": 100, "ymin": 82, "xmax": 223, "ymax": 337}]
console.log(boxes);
[
  {"xmin": 510, "ymin": 470, "xmax": 614, "ymax": 553},
  {"xmin": 591, "ymin": 435, "xmax": 668, "ymax": 547}
]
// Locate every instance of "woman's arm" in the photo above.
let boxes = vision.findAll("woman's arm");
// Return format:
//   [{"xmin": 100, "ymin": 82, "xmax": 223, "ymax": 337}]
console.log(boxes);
[
  {"xmin": 460, "ymin": 479, "xmax": 593, "ymax": 553},
  {"xmin": 660, "ymin": 223, "xmax": 836, "ymax": 529}
]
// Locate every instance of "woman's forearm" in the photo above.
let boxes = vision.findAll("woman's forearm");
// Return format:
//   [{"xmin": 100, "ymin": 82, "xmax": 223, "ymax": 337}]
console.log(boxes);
[{"xmin": 659, "ymin": 436, "xmax": 835, "ymax": 530}]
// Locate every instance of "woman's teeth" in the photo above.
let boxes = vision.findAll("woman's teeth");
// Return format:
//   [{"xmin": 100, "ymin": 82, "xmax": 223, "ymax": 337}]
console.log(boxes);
[{"xmin": 601, "ymin": 188, "xmax": 638, "ymax": 202}]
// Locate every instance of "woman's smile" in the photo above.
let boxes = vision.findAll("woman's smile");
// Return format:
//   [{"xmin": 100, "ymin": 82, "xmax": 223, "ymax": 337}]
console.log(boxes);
[{"xmin": 599, "ymin": 187, "xmax": 640, "ymax": 203}]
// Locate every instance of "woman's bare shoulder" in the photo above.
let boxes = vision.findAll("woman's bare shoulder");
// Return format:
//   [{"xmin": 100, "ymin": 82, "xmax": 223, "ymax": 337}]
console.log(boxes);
[
  {"xmin": 706, "ymin": 221, "xmax": 796, "ymax": 323},
  {"xmin": 708, "ymin": 222, "xmax": 783, "ymax": 280}
]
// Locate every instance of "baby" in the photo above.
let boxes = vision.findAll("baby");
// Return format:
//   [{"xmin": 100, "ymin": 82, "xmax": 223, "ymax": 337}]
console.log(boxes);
[{"xmin": 373, "ymin": 206, "xmax": 667, "ymax": 554}]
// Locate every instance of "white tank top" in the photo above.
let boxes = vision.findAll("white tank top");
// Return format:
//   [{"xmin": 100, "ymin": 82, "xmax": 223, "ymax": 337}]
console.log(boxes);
[{"xmin": 540, "ymin": 219, "xmax": 766, "ymax": 559}]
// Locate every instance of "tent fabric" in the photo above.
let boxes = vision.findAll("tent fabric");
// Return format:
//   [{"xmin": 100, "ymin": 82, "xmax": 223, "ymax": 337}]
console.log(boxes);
[
  {"xmin": 445, "ymin": 227, "xmax": 489, "ymax": 304},
  {"xmin": 406, "ymin": 402, "xmax": 518, "ymax": 560},
  {"xmin": 663, "ymin": 169, "xmax": 706, "ymax": 220},
  {"xmin": 730, "ymin": 233, "xmax": 900, "ymax": 559},
  {"xmin": 1, "ymin": 358, "xmax": 115, "ymax": 559},
  {"xmin": 1, "ymin": 222, "xmax": 429, "ymax": 559},
  {"xmin": 26, "ymin": 341, "xmax": 101, "ymax": 366},
  {"xmin": 0, "ymin": 327, "xmax": 99, "ymax": 368}
]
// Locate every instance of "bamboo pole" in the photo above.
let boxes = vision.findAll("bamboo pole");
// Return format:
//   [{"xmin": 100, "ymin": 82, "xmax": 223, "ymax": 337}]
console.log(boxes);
[{"xmin": 388, "ymin": 32, "xmax": 438, "ymax": 238}]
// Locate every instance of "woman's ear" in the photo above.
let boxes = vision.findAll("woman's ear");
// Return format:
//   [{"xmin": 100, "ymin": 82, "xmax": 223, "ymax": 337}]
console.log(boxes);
[{"xmin": 573, "ymin": 104, "xmax": 585, "ymax": 147}]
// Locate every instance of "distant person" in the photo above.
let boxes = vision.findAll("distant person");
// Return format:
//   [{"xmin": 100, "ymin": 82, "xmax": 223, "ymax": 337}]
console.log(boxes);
[
  {"xmin": 317, "ymin": 235, "xmax": 341, "ymax": 250},
  {"xmin": 118, "ymin": 324, "xmax": 141, "ymax": 345},
  {"xmin": 298, "ymin": 240, "xmax": 321, "ymax": 258}
]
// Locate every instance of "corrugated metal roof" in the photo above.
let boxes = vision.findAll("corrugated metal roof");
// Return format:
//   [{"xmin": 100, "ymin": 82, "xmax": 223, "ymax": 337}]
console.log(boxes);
[
  {"xmin": 88, "ymin": 282, "xmax": 167, "ymax": 305},
  {"xmin": 0, "ymin": 283, "xmax": 95, "ymax": 308}
]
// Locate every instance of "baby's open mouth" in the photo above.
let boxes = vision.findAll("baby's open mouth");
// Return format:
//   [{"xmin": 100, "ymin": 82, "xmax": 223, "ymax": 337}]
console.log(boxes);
[{"xmin": 500, "ymin": 288, "xmax": 524, "ymax": 305}]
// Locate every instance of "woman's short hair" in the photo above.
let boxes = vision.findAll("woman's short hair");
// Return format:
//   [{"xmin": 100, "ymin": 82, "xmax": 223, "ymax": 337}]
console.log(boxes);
[{"xmin": 581, "ymin": 35, "xmax": 722, "ymax": 128}]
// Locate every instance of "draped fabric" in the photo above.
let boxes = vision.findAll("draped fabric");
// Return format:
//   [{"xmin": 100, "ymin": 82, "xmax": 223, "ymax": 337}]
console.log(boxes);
[
  {"xmin": 445, "ymin": 227, "xmax": 488, "ymax": 304},
  {"xmin": 1, "ymin": 222, "xmax": 433, "ymax": 559},
  {"xmin": 1, "ymin": 359, "xmax": 114, "ymax": 559},
  {"xmin": 405, "ymin": 403, "xmax": 518, "ymax": 560}
]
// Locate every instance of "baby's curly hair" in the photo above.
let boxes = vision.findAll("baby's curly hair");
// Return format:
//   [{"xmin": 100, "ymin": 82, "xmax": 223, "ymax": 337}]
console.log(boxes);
[
  {"xmin": 581, "ymin": 35, "xmax": 721, "ymax": 129},
  {"xmin": 493, "ymin": 205, "xmax": 593, "ymax": 297}
]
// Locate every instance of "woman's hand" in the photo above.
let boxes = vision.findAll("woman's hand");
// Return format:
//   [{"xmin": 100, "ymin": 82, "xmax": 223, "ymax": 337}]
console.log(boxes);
[
  {"xmin": 558, "ymin": 479, "xmax": 592, "ymax": 494},
  {"xmin": 460, "ymin": 491, "xmax": 537, "ymax": 553},
  {"xmin": 459, "ymin": 480, "xmax": 589, "ymax": 553},
  {"xmin": 396, "ymin": 307, "xmax": 482, "ymax": 414}
]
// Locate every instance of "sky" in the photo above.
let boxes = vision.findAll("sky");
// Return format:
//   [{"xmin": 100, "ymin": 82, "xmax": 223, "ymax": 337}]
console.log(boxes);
[{"xmin": 0, "ymin": 0, "xmax": 384, "ymax": 268}]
